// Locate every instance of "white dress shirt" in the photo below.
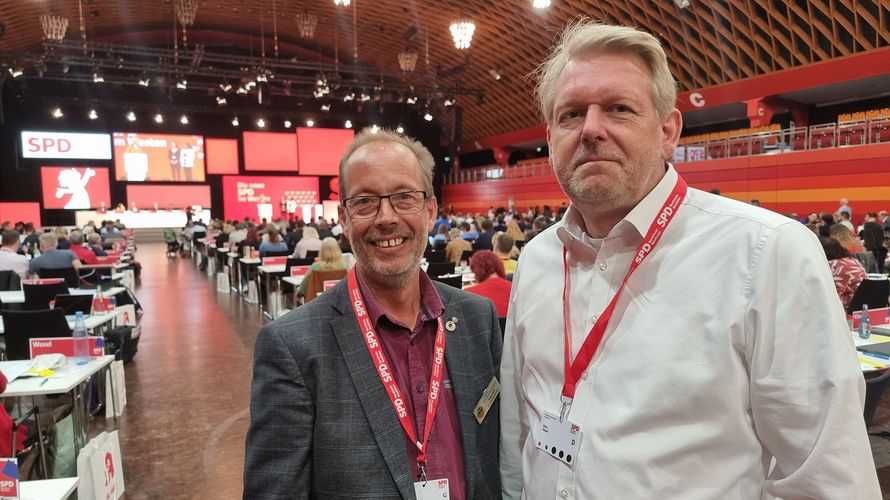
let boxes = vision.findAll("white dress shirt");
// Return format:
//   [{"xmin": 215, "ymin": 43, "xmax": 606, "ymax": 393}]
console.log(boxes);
[{"xmin": 500, "ymin": 166, "xmax": 880, "ymax": 499}]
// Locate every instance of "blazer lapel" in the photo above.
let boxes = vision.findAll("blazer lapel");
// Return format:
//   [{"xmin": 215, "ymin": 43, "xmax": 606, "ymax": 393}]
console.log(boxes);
[
  {"xmin": 442, "ymin": 304, "xmax": 484, "ymax": 497},
  {"xmin": 329, "ymin": 284, "xmax": 415, "ymax": 499}
]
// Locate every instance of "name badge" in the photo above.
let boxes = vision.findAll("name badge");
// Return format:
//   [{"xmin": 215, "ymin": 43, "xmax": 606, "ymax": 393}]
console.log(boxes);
[
  {"xmin": 535, "ymin": 410, "xmax": 582, "ymax": 466},
  {"xmin": 473, "ymin": 376, "xmax": 500, "ymax": 424},
  {"xmin": 414, "ymin": 478, "xmax": 449, "ymax": 499}
]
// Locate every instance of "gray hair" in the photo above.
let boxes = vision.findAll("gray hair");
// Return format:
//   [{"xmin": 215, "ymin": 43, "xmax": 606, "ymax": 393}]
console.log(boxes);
[
  {"xmin": 69, "ymin": 230, "xmax": 84, "ymax": 245},
  {"xmin": 87, "ymin": 232, "xmax": 102, "ymax": 245},
  {"xmin": 534, "ymin": 21, "xmax": 678, "ymax": 124},
  {"xmin": 39, "ymin": 232, "xmax": 58, "ymax": 248},
  {"xmin": 339, "ymin": 128, "xmax": 435, "ymax": 198}
]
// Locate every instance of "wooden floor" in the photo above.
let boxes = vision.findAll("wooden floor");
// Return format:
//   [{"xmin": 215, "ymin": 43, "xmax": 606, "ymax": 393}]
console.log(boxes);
[
  {"xmin": 115, "ymin": 242, "xmax": 262, "ymax": 499},
  {"xmin": 113, "ymin": 242, "xmax": 890, "ymax": 498}
]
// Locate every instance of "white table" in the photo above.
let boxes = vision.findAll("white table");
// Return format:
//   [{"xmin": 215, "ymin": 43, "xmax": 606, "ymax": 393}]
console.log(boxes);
[
  {"xmin": 258, "ymin": 265, "xmax": 288, "ymax": 319},
  {"xmin": 852, "ymin": 331, "xmax": 890, "ymax": 372},
  {"xmin": 281, "ymin": 276, "xmax": 305, "ymax": 287},
  {"xmin": 0, "ymin": 287, "xmax": 126, "ymax": 305},
  {"xmin": 0, "ymin": 355, "xmax": 116, "ymax": 456},
  {"xmin": 18, "ymin": 477, "xmax": 78, "ymax": 500}
]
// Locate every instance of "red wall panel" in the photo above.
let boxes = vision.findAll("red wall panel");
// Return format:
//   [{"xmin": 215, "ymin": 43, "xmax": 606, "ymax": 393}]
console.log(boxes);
[
  {"xmin": 243, "ymin": 132, "xmax": 298, "ymax": 171},
  {"xmin": 0, "ymin": 202, "xmax": 41, "ymax": 226},
  {"xmin": 126, "ymin": 185, "xmax": 211, "ymax": 209},
  {"xmin": 206, "ymin": 138, "xmax": 240, "ymax": 174}
]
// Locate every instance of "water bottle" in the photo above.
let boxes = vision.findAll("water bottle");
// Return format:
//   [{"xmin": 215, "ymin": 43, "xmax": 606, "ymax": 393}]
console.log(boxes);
[
  {"xmin": 859, "ymin": 304, "xmax": 871, "ymax": 339},
  {"xmin": 73, "ymin": 311, "xmax": 90, "ymax": 365}
]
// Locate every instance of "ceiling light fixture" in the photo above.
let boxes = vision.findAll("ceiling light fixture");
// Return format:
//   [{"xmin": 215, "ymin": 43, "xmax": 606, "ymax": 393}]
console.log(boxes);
[
  {"xmin": 344, "ymin": 120, "xmax": 353, "ymax": 129},
  {"xmin": 216, "ymin": 96, "xmax": 227, "ymax": 106},
  {"xmin": 88, "ymin": 109, "xmax": 98, "ymax": 120},
  {"xmin": 370, "ymin": 124, "xmax": 380, "ymax": 134},
  {"xmin": 284, "ymin": 120, "xmax": 292, "ymax": 128},
  {"xmin": 257, "ymin": 118, "xmax": 266, "ymax": 128},
  {"xmin": 138, "ymin": 76, "xmax": 150, "ymax": 87},
  {"xmin": 424, "ymin": 111, "xmax": 433, "ymax": 121},
  {"xmin": 176, "ymin": 78, "xmax": 188, "ymax": 90},
  {"xmin": 396, "ymin": 125, "xmax": 405, "ymax": 134},
  {"xmin": 398, "ymin": 50, "xmax": 418, "ymax": 72},
  {"xmin": 126, "ymin": 111, "xmax": 137, "ymax": 122},
  {"xmin": 232, "ymin": 116, "xmax": 240, "ymax": 127},
  {"xmin": 180, "ymin": 115, "xmax": 189, "ymax": 125},
  {"xmin": 51, "ymin": 107, "xmax": 64, "ymax": 119},
  {"xmin": 333, "ymin": 0, "xmax": 351, "ymax": 6},
  {"xmin": 155, "ymin": 113, "xmax": 164, "ymax": 123},
  {"xmin": 40, "ymin": 14, "xmax": 69, "ymax": 41},
  {"xmin": 674, "ymin": 0, "xmax": 691, "ymax": 8},
  {"xmin": 92, "ymin": 71, "xmax": 104, "ymax": 83},
  {"xmin": 320, "ymin": 104, "xmax": 331, "ymax": 112},
  {"xmin": 449, "ymin": 19, "xmax": 475, "ymax": 49},
  {"xmin": 306, "ymin": 119, "xmax": 315, "ymax": 127},
  {"xmin": 406, "ymin": 96, "xmax": 418, "ymax": 105},
  {"xmin": 9, "ymin": 67, "xmax": 23, "ymax": 78},
  {"xmin": 296, "ymin": 11, "xmax": 317, "ymax": 39},
  {"xmin": 532, "ymin": 0, "xmax": 551, "ymax": 7}
]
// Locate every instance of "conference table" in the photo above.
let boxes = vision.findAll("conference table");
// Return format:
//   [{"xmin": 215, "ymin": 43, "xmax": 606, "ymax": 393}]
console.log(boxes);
[
  {"xmin": 18, "ymin": 477, "xmax": 79, "ymax": 500},
  {"xmin": 0, "ymin": 287, "xmax": 126, "ymax": 305},
  {"xmin": 0, "ymin": 308, "xmax": 122, "ymax": 335},
  {"xmin": 257, "ymin": 264, "xmax": 287, "ymax": 319},
  {"xmin": 0, "ymin": 355, "xmax": 117, "ymax": 456}
]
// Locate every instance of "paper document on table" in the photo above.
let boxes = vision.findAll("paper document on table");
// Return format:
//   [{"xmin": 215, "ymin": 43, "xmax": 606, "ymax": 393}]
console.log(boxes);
[
  {"xmin": 0, "ymin": 360, "xmax": 36, "ymax": 382},
  {"xmin": 852, "ymin": 333, "xmax": 890, "ymax": 347}
]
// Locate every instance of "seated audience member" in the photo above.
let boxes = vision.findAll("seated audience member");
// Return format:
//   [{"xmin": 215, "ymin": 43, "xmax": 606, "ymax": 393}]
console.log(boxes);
[
  {"xmin": 229, "ymin": 223, "xmax": 248, "ymax": 247},
  {"xmin": 0, "ymin": 230, "xmax": 29, "ymax": 279},
  {"xmin": 87, "ymin": 232, "xmax": 107, "ymax": 257},
  {"xmin": 237, "ymin": 226, "xmax": 261, "ymax": 255},
  {"xmin": 298, "ymin": 237, "xmax": 346, "ymax": 297},
  {"xmin": 506, "ymin": 219, "xmax": 526, "ymax": 243},
  {"xmin": 465, "ymin": 250, "xmax": 512, "ymax": 318},
  {"xmin": 190, "ymin": 220, "xmax": 208, "ymax": 244},
  {"xmin": 820, "ymin": 236, "xmax": 867, "ymax": 310},
  {"xmin": 316, "ymin": 220, "xmax": 334, "ymax": 240},
  {"xmin": 54, "ymin": 227, "xmax": 71, "ymax": 249},
  {"xmin": 285, "ymin": 220, "xmax": 304, "ymax": 250},
  {"xmin": 861, "ymin": 221, "xmax": 888, "ymax": 273},
  {"xmin": 20, "ymin": 223, "xmax": 39, "ymax": 254},
  {"xmin": 215, "ymin": 223, "xmax": 234, "ymax": 249},
  {"xmin": 837, "ymin": 211, "xmax": 855, "ymax": 232},
  {"xmin": 258, "ymin": 224, "xmax": 288, "ymax": 259},
  {"xmin": 819, "ymin": 213, "xmax": 835, "ymax": 238},
  {"xmin": 445, "ymin": 228, "xmax": 472, "ymax": 264},
  {"xmin": 28, "ymin": 233, "xmax": 81, "ymax": 275},
  {"xmin": 525, "ymin": 215, "xmax": 549, "ymax": 241},
  {"xmin": 67, "ymin": 230, "xmax": 98, "ymax": 265},
  {"xmin": 829, "ymin": 223, "xmax": 865, "ymax": 255},
  {"xmin": 493, "ymin": 232, "xmax": 518, "ymax": 275},
  {"xmin": 474, "ymin": 218, "xmax": 496, "ymax": 251},
  {"xmin": 432, "ymin": 224, "xmax": 449, "ymax": 246},
  {"xmin": 101, "ymin": 221, "xmax": 125, "ymax": 241},
  {"xmin": 293, "ymin": 226, "xmax": 322, "ymax": 259},
  {"xmin": 460, "ymin": 221, "xmax": 478, "ymax": 242}
]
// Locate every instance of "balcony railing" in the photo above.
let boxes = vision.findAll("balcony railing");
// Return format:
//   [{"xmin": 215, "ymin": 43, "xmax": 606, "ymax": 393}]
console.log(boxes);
[{"xmin": 445, "ymin": 117, "xmax": 890, "ymax": 185}]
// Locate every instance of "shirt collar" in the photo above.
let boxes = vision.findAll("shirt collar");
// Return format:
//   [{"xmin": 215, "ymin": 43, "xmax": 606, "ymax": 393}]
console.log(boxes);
[
  {"xmin": 556, "ymin": 164, "xmax": 678, "ymax": 248},
  {"xmin": 356, "ymin": 269, "xmax": 445, "ymax": 329}
]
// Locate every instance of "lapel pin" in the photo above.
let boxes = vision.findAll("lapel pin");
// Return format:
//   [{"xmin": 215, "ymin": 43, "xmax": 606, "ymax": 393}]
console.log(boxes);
[{"xmin": 445, "ymin": 317, "xmax": 458, "ymax": 332}]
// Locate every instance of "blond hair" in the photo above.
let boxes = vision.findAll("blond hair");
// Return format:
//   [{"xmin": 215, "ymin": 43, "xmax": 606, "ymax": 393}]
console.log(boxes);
[
  {"xmin": 534, "ymin": 21, "xmax": 677, "ymax": 124},
  {"xmin": 318, "ymin": 237, "xmax": 345, "ymax": 270}
]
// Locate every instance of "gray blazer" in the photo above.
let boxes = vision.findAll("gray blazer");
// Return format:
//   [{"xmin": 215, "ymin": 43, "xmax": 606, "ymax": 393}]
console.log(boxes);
[{"xmin": 243, "ymin": 278, "xmax": 502, "ymax": 499}]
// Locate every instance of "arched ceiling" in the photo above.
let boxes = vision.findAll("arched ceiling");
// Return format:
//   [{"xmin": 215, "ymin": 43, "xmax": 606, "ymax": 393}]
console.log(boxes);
[{"xmin": 2, "ymin": 0, "xmax": 889, "ymax": 142}]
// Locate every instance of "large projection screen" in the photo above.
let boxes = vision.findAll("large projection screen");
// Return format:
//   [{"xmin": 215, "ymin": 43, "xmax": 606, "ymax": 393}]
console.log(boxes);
[
  {"xmin": 222, "ymin": 175, "xmax": 319, "ymax": 221},
  {"xmin": 113, "ymin": 132, "xmax": 206, "ymax": 182},
  {"xmin": 41, "ymin": 166, "xmax": 112, "ymax": 209},
  {"xmin": 243, "ymin": 132, "xmax": 298, "ymax": 172},
  {"xmin": 296, "ymin": 128, "xmax": 353, "ymax": 176}
]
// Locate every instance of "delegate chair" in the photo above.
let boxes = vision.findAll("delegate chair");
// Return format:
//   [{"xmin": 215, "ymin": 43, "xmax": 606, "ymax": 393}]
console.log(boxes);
[
  {"xmin": 864, "ymin": 368, "xmax": 890, "ymax": 429},
  {"xmin": 847, "ymin": 278, "xmax": 890, "ymax": 314},
  {"xmin": 0, "ymin": 270, "xmax": 21, "ymax": 292},
  {"xmin": 303, "ymin": 269, "xmax": 347, "ymax": 303},
  {"xmin": 37, "ymin": 268, "xmax": 80, "ymax": 288},
  {"xmin": 52, "ymin": 294, "xmax": 94, "ymax": 316},
  {"xmin": 1, "ymin": 308, "xmax": 72, "ymax": 360},
  {"xmin": 304, "ymin": 250, "xmax": 319, "ymax": 261},
  {"xmin": 425, "ymin": 262, "xmax": 455, "ymax": 278},
  {"xmin": 459, "ymin": 250, "xmax": 475, "ymax": 264},
  {"xmin": 22, "ymin": 282, "xmax": 69, "ymax": 311}
]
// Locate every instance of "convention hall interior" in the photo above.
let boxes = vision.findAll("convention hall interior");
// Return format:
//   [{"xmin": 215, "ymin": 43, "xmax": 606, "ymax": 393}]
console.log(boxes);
[{"xmin": 2, "ymin": 0, "xmax": 890, "ymax": 498}]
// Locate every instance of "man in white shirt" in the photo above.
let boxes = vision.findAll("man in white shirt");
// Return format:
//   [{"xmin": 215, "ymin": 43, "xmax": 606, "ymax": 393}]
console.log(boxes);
[
  {"xmin": 500, "ymin": 22, "xmax": 880, "ymax": 499},
  {"xmin": 0, "ymin": 230, "xmax": 29, "ymax": 279}
]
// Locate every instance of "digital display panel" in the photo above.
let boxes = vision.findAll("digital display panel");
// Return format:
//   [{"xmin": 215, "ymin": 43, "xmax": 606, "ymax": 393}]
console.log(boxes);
[
  {"xmin": 0, "ymin": 202, "xmax": 41, "ymax": 226},
  {"xmin": 21, "ymin": 131, "xmax": 112, "ymax": 160},
  {"xmin": 296, "ymin": 127, "xmax": 353, "ymax": 176},
  {"xmin": 126, "ymin": 185, "xmax": 212, "ymax": 210},
  {"xmin": 222, "ymin": 175, "xmax": 319, "ymax": 221},
  {"xmin": 40, "ymin": 166, "xmax": 112, "ymax": 209},
  {"xmin": 243, "ymin": 132, "xmax": 298, "ymax": 171},
  {"xmin": 112, "ymin": 132, "xmax": 206, "ymax": 182},
  {"xmin": 206, "ymin": 138, "xmax": 240, "ymax": 174}
]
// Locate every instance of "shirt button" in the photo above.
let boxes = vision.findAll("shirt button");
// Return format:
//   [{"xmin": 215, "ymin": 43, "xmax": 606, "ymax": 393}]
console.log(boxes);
[
  {"xmin": 582, "ymin": 371, "xmax": 589, "ymax": 380},
  {"xmin": 416, "ymin": 383, "xmax": 425, "ymax": 393},
  {"xmin": 560, "ymin": 489, "xmax": 569, "ymax": 498},
  {"xmin": 590, "ymin": 315, "xmax": 598, "ymax": 323},
  {"xmin": 599, "ymin": 262, "xmax": 607, "ymax": 271}
]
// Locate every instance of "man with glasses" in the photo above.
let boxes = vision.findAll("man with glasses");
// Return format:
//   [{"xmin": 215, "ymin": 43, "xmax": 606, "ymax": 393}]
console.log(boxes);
[{"xmin": 244, "ymin": 128, "xmax": 503, "ymax": 499}]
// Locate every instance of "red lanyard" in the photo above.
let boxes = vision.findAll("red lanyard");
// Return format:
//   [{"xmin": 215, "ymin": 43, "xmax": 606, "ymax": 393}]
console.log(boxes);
[
  {"xmin": 559, "ymin": 176, "xmax": 687, "ymax": 421},
  {"xmin": 346, "ymin": 268, "xmax": 445, "ymax": 477}
]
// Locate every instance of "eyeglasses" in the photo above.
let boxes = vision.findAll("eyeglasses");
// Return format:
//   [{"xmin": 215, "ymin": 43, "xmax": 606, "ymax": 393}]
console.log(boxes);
[{"xmin": 342, "ymin": 190, "xmax": 428, "ymax": 219}]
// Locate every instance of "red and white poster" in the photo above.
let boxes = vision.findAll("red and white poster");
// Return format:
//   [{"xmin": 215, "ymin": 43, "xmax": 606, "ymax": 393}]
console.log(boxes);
[
  {"xmin": 21, "ymin": 131, "xmax": 112, "ymax": 160},
  {"xmin": 29, "ymin": 337, "xmax": 105, "ymax": 358},
  {"xmin": 222, "ymin": 175, "xmax": 319, "ymax": 221},
  {"xmin": 41, "ymin": 166, "xmax": 112, "ymax": 209},
  {"xmin": 112, "ymin": 132, "xmax": 206, "ymax": 182}
]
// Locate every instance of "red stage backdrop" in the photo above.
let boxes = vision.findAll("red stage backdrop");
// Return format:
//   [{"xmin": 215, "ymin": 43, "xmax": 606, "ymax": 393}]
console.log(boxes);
[
  {"xmin": 0, "ymin": 202, "xmax": 41, "ymax": 226},
  {"xmin": 112, "ymin": 132, "xmax": 206, "ymax": 182},
  {"xmin": 243, "ymin": 132, "xmax": 299, "ymax": 171},
  {"xmin": 222, "ymin": 175, "xmax": 319, "ymax": 221},
  {"xmin": 206, "ymin": 138, "xmax": 240, "ymax": 174},
  {"xmin": 296, "ymin": 127, "xmax": 354, "ymax": 176},
  {"xmin": 126, "ymin": 185, "xmax": 212, "ymax": 210},
  {"xmin": 40, "ymin": 166, "xmax": 111, "ymax": 209}
]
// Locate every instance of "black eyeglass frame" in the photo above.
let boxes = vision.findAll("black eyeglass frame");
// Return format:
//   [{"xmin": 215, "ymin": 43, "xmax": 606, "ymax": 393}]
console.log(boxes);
[{"xmin": 341, "ymin": 190, "xmax": 429, "ymax": 219}]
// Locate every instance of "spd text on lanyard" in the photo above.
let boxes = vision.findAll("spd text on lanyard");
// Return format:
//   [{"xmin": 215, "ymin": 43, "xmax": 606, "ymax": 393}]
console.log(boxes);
[{"xmin": 559, "ymin": 176, "xmax": 687, "ymax": 422}]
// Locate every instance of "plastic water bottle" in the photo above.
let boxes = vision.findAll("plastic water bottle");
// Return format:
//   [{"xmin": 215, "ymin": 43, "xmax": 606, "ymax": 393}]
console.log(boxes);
[
  {"xmin": 73, "ymin": 311, "xmax": 89, "ymax": 365},
  {"xmin": 859, "ymin": 304, "xmax": 871, "ymax": 339}
]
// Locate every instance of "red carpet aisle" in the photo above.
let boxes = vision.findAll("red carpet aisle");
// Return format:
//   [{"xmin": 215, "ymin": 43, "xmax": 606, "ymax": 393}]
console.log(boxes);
[{"xmin": 112, "ymin": 242, "xmax": 263, "ymax": 499}]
